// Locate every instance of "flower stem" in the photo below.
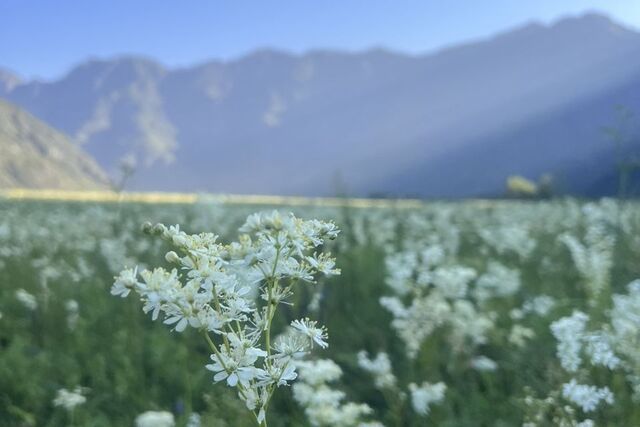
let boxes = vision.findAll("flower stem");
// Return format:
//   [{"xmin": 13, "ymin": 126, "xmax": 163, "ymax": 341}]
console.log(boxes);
[{"xmin": 264, "ymin": 246, "xmax": 281, "ymax": 359}]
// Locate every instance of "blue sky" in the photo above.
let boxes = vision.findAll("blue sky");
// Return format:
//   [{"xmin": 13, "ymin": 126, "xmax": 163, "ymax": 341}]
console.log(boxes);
[{"xmin": 1, "ymin": 0, "xmax": 639, "ymax": 80}]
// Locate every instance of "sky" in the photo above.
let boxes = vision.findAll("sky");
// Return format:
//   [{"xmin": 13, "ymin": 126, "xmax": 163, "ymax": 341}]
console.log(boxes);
[{"xmin": 1, "ymin": 0, "xmax": 640, "ymax": 80}]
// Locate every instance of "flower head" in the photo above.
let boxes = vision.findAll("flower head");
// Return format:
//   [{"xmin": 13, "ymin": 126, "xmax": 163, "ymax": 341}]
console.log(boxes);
[{"xmin": 291, "ymin": 318, "xmax": 328, "ymax": 349}]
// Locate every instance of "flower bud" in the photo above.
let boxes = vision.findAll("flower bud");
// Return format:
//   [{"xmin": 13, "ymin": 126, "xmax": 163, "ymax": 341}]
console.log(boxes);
[
  {"xmin": 165, "ymin": 251, "xmax": 181, "ymax": 264},
  {"xmin": 152, "ymin": 223, "xmax": 167, "ymax": 235}
]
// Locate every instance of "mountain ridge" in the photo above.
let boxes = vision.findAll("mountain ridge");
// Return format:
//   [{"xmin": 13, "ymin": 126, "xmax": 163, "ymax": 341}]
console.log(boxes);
[
  {"xmin": 2, "ymin": 12, "xmax": 639, "ymax": 196},
  {"xmin": 0, "ymin": 99, "xmax": 110, "ymax": 190}
]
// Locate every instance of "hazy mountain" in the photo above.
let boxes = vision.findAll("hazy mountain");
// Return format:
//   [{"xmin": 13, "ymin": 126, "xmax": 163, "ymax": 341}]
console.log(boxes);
[
  {"xmin": 0, "ymin": 68, "xmax": 21, "ymax": 93},
  {"xmin": 2, "ymin": 12, "xmax": 640, "ymax": 197},
  {"xmin": 0, "ymin": 99, "xmax": 109, "ymax": 190}
]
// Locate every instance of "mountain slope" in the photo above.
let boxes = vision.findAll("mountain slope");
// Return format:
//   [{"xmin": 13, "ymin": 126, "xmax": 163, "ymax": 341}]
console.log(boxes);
[
  {"xmin": 2, "ymin": 13, "xmax": 640, "ymax": 196},
  {"xmin": 0, "ymin": 68, "xmax": 21, "ymax": 93},
  {"xmin": 0, "ymin": 99, "xmax": 109, "ymax": 190},
  {"xmin": 378, "ymin": 75, "xmax": 640, "ymax": 197}
]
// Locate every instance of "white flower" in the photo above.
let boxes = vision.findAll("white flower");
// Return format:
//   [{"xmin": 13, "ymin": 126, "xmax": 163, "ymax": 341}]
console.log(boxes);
[
  {"xmin": 522, "ymin": 295, "xmax": 556, "ymax": 317},
  {"xmin": 53, "ymin": 387, "xmax": 86, "ymax": 411},
  {"xmin": 293, "ymin": 359, "xmax": 377, "ymax": 426},
  {"xmin": 112, "ymin": 212, "xmax": 340, "ymax": 425},
  {"xmin": 470, "ymin": 356, "xmax": 498, "ymax": 372},
  {"xmin": 186, "ymin": 413, "xmax": 201, "ymax": 427},
  {"xmin": 508, "ymin": 325, "xmax": 535, "ymax": 348},
  {"xmin": 135, "ymin": 410, "xmax": 175, "ymax": 427},
  {"xmin": 295, "ymin": 359, "xmax": 343, "ymax": 386},
  {"xmin": 408, "ymin": 381, "xmax": 446, "ymax": 415},
  {"xmin": 357, "ymin": 351, "xmax": 396, "ymax": 389},
  {"xmin": 258, "ymin": 359, "xmax": 298, "ymax": 387},
  {"xmin": 278, "ymin": 362, "xmax": 298, "ymax": 385},
  {"xmin": 474, "ymin": 262, "xmax": 520, "ymax": 302},
  {"xmin": 306, "ymin": 252, "xmax": 341, "ymax": 277},
  {"xmin": 432, "ymin": 265, "xmax": 476, "ymax": 299},
  {"xmin": 15, "ymin": 288, "xmax": 37, "ymax": 311},
  {"xmin": 111, "ymin": 267, "xmax": 138, "ymax": 297},
  {"xmin": 291, "ymin": 318, "xmax": 328, "ymax": 349},
  {"xmin": 272, "ymin": 333, "xmax": 310, "ymax": 360},
  {"xmin": 561, "ymin": 379, "xmax": 614, "ymax": 412},
  {"xmin": 550, "ymin": 311, "xmax": 589, "ymax": 373},
  {"xmin": 583, "ymin": 332, "xmax": 620, "ymax": 370},
  {"xmin": 65, "ymin": 299, "xmax": 80, "ymax": 330},
  {"xmin": 206, "ymin": 348, "xmax": 266, "ymax": 387},
  {"xmin": 559, "ymin": 230, "xmax": 614, "ymax": 301}
]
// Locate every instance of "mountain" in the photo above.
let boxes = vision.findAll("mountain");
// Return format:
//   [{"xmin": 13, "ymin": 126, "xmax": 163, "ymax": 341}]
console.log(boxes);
[
  {"xmin": 0, "ymin": 99, "xmax": 109, "ymax": 190},
  {"xmin": 0, "ymin": 68, "xmax": 21, "ymax": 93},
  {"xmin": 2, "ymin": 12, "xmax": 640, "ymax": 197}
]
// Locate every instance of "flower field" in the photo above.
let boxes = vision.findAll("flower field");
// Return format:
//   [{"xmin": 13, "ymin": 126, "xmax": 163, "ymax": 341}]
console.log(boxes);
[{"xmin": 2, "ymin": 198, "xmax": 640, "ymax": 426}]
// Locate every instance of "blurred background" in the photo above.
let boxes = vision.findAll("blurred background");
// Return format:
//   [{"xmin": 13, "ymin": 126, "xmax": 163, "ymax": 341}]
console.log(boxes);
[{"xmin": 1, "ymin": 0, "xmax": 640, "ymax": 199}]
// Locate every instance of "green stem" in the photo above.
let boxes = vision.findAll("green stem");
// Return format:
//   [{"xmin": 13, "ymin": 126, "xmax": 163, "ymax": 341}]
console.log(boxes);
[{"xmin": 264, "ymin": 247, "xmax": 281, "ymax": 359}]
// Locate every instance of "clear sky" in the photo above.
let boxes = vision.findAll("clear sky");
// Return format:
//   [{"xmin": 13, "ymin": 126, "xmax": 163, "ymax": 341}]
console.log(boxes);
[{"xmin": 1, "ymin": 0, "xmax": 639, "ymax": 80}]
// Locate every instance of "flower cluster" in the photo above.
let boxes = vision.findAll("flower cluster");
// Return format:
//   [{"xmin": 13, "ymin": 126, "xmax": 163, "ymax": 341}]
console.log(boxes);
[
  {"xmin": 357, "ymin": 351, "xmax": 396, "ymax": 390},
  {"xmin": 522, "ymin": 390, "xmax": 596, "ymax": 427},
  {"xmin": 607, "ymin": 280, "xmax": 640, "ymax": 397},
  {"xmin": 478, "ymin": 224, "xmax": 536, "ymax": 259},
  {"xmin": 135, "ymin": 410, "xmax": 175, "ymax": 427},
  {"xmin": 559, "ymin": 223, "xmax": 614, "ymax": 302},
  {"xmin": 474, "ymin": 261, "xmax": 520, "ymax": 303},
  {"xmin": 15, "ymin": 288, "xmax": 37, "ymax": 311},
  {"xmin": 292, "ymin": 359, "xmax": 380, "ymax": 427},
  {"xmin": 52, "ymin": 387, "xmax": 87, "ymax": 411},
  {"xmin": 551, "ymin": 311, "xmax": 590, "ymax": 373},
  {"xmin": 408, "ymin": 381, "xmax": 446, "ymax": 415},
  {"xmin": 562, "ymin": 380, "xmax": 614, "ymax": 413},
  {"xmin": 379, "ymin": 245, "xmax": 494, "ymax": 358},
  {"xmin": 112, "ymin": 211, "xmax": 340, "ymax": 425},
  {"xmin": 511, "ymin": 294, "xmax": 556, "ymax": 320}
]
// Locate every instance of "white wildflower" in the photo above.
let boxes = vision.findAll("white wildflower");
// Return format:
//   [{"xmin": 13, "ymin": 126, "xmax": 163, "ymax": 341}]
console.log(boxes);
[
  {"xmin": 65, "ymin": 299, "xmax": 80, "ymax": 330},
  {"xmin": 111, "ymin": 266, "xmax": 138, "ymax": 297},
  {"xmin": 135, "ymin": 410, "xmax": 175, "ymax": 427},
  {"xmin": 583, "ymin": 332, "xmax": 620, "ymax": 370},
  {"xmin": 508, "ymin": 325, "xmax": 535, "ymax": 348},
  {"xmin": 186, "ymin": 413, "xmax": 201, "ymax": 427},
  {"xmin": 357, "ymin": 351, "xmax": 396, "ymax": 389},
  {"xmin": 470, "ymin": 356, "xmax": 498, "ymax": 372},
  {"xmin": 522, "ymin": 295, "xmax": 556, "ymax": 317},
  {"xmin": 53, "ymin": 387, "xmax": 86, "ymax": 411},
  {"xmin": 15, "ymin": 288, "xmax": 37, "ymax": 311},
  {"xmin": 291, "ymin": 318, "xmax": 329, "ymax": 349},
  {"xmin": 293, "ymin": 359, "xmax": 378, "ymax": 426},
  {"xmin": 432, "ymin": 266, "xmax": 476, "ymax": 299},
  {"xmin": 561, "ymin": 379, "xmax": 614, "ymax": 412},
  {"xmin": 113, "ymin": 212, "xmax": 340, "ymax": 425},
  {"xmin": 559, "ymin": 229, "xmax": 614, "ymax": 301},
  {"xmin": 474, "ymin": 262, "xmax": 520, "ymax": 302},
  {"xmin": 551, "ymin": 311, "xmax": 589, "ymax": 373},
  {"xmin": 408, "ymin": 381, "xmax": 446, "ymax": 415}
]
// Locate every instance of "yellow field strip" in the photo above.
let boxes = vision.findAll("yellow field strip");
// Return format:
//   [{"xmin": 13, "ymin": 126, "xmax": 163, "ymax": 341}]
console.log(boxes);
[{"xmin": 0, "ymin": 188, "xmax": 425, "ymax": 209}]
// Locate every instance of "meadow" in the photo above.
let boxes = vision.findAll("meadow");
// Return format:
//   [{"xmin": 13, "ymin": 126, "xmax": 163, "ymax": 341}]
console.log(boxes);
[{"xmin": 1, "ymin": 197, "xmax": 640, "ymax": 426}]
